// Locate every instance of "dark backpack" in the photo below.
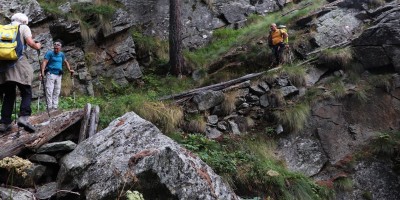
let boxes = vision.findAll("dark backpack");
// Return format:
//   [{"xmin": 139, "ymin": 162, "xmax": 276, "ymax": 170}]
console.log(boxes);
[{"xmin": 0, "ymin": 24, "xmax": 24, "ymax": 72}]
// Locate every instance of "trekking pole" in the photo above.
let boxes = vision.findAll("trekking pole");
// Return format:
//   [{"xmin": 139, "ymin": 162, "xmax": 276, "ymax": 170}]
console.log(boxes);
[
  {"xmin": 37, "ymin": 49, "xmax": 50, "ymax": 117},
  {"xmin": 37, "ymin": 81, "xmax": 41, "ymax": 112},
  {"xmin": 71, "ymin": 71, "xmax": 76, "ymax": 107}
]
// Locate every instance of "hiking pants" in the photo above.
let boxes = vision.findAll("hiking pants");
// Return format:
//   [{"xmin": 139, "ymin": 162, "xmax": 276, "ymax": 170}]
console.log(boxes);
[
  {"xmin": 272, "ymin": 42, "xmax": 286, "ymax": 64},
  {"xmin": 45, "ymin": 73, "xmax": 62, "ymax": 109},
  {"xmin": 0, "ymin": 82, "xmax": 32, "ymax": 124}
]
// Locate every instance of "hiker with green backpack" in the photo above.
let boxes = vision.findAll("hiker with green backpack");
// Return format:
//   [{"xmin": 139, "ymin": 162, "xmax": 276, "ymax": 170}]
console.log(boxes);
[
  {"xmin": 267, "ymin": 23, "xmax": 289, "ymax": 67},
  {"xmin": 0, "ymin": 13, "xmax": 42, "ymax": 133}
]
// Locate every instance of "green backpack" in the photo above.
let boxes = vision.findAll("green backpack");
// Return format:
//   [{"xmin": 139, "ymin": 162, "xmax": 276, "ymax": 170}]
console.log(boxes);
[{"xmin": 278, "ymin": 25, "xmax": 289, "ymax": 43}]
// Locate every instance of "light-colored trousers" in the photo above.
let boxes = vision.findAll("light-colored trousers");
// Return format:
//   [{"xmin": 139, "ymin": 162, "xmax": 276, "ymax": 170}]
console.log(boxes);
[{"xmin": 45, "ymin": 73, "xmax": 62, "ymax": 109}]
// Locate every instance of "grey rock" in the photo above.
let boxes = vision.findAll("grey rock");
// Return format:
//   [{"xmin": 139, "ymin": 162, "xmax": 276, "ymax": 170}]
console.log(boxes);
[
  {"xmin": 207, "ymin": 115, "xmax": 219, "ymax": 125},
  {"xmin": 29, "ymin": 154, "xmax": 57, "ymax": 164},
  {"xmin": 249, "ymin": 85, "xmax": 266, "ymax": 96},
  {"xmin": 0, "ymin": 187, "xmax": 33, "ymax": 200},
  {"xmin": 58, "ymin": 112, "xmax": 238, "ymax": 200},
  {"xmin": 278, "ymin": 136, "xmax": 328, "ymax": 176},
  {"xmin": 314, "ymin": 8, "xmax": 361, "ymax": 48},
  {"xmin": 217, "ymin": 121, "xmax": 228, "ymax": 131},
  {"xmin": 49, "ymin": 18, "xmax": 82, "ymax": 45},
  {"xmin": 305, "ymin": 66, "xmax": 329, "ymax": 87},
  {"xmin": 101, "ymin": 8, "xmax": 135, "ymax": 38},
  {"xmin": 228, "ymin": 120, "xmax": 241, "ymax": 135},
  {"xmin": 193, "ymin": 90, "xmax": 225, "ymax": 111},
  {"xmin": 259, "ymin": 94, "xmax": 270, "ymax": 108},
  {"xmin": 206, "ymin": 127, "xmax": 223, "ymax": 139},
  {"xmin": 280, "ymin": 86, "xmax": 299, "ymax": 97},
  {"xmin": 35, "ymin": 182, "xmax": 58, "ymax": 200},
  {"xmin": 36, "ymin": 141, "xmax": 77, "ymax": 153},
  {"xmin": 0, "ymin": 0, "xmax": 47, "ymax": 24}
]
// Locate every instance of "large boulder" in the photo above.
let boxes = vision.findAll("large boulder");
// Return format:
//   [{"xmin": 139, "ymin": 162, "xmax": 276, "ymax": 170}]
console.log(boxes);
[{"xmin": 58, "ymin": 112, "xmax": 238, "ymax": 200}]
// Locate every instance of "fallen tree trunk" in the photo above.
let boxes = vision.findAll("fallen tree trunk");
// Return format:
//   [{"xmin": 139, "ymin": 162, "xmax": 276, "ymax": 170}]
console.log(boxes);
[
  {"xmin": 159, "ymin": 72, "xmax": 265, "ymax": 101},
  {"xmin": 0, "ymin": 109, "xmax": 84, "ymax": 159}
]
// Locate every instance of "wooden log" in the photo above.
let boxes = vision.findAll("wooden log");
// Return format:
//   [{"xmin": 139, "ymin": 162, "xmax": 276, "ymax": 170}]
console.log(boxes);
[
  {"xmin": 78, "ymin": 103, "xmax": 91, "ymax": 143},
  {"xmin": 159, "ymin": 72, "xmax": 265, "ymax": 101},
  {"xmin": 0, "ymin": 109, "xmax": 84, "ymax": 159},
  {"xmin": 88, "ymin": 105, "xmax": 100, "ymax": 137}
]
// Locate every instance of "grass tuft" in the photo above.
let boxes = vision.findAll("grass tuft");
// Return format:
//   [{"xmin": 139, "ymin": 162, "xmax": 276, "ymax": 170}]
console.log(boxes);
[
  {"xmin": 319, "ymin": 47, "xmax": 353, "ymax": 69},
  {"xmin": 136, "ymin": 101, "xmax": 184, "ymax": 134},
  {"xmin": 274, "ymin": 102, "xmax": 310, "ymax": 132}
]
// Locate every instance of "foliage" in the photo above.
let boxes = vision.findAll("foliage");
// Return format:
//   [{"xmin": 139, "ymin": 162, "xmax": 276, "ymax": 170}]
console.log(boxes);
[
  {"xmin": 319, "ymin": 47, "xmax": 353, "ymax": 69},
  {"xmin": 0, "ymin": 156, "xmax": 32, "ymax": 178},
  {"xmin": 274, "ymin": 102, "xmax": 310, "ymax": 132},
  {"xmin": 37, "ymin": 0, "xmax": 68, "ymax": 15},
  {"xmin": 370, "ymin": 132, "xmax": 400, "ymax": 157},
  {"xmin": 366, "ymin": 74, "xmax": 393, "ymax": 92},
  {"xmin": 362, "ymin": 191, "xmax": 373, "ymax": 200},
  {"xmin": 325, "ymin": 76, "xmax": 346, "ymax": 99},
  {"xmin": 126, "ymin": 190, "xmax": 144, "ymax": 200},
  {"xmin": 279, "ymin": 65, "xmax": 307, "ymax": 87},
  {"xmin": 183, "ymin": 114, "xmax": 207, "ymax": 133},
  {"xmin": 221, "ymin": 91, "xmax": 238, "ymax": 115},
  {"xmin": 333, "ymin": 177, "xmax": 353, "ymax": 191},
  {"xmin": 185, "ymin": 0, "xmax": 323, "ymax": 70},
  {"xmin": 131, "ymin": 30, "xmax": 169, "ymax": 62},
  {"xmin": 136, "ymin": 101, "xmax": 183, "ymax": 134},
  {"xmin": 176, "ymin": 134, "xmax": 333, "ymax": 199}
]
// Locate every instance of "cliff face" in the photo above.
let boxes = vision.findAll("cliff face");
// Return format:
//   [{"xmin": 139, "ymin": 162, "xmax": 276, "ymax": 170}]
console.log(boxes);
[
  {"xmin": 0, "ymin": 0, "xmax": 286, "ymax": 99},
  {"xmin": 1, "ymin": 0, "xmax": 400, "ymax": 199}
]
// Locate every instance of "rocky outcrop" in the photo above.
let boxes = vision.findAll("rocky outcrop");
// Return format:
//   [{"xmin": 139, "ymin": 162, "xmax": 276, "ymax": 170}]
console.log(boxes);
[
  {"xmin": 278, "ymin": 87, "xmax": 400, "ymax": 176},
  {"xmin": 58, "ymin": 112, "xmax": 238, "ymax": 200},
  {"xmin": 117, "ymin": 0, "xmax": 283, "ymax": 48},
  {"xmin": 0, "ymin": 0, "xmax": 47, "ymax": 24},
  {"xmin": 336, "ymin": 159, "xmax": 400, "ymax": 200},
  {"xmin": 352, "ymin": 3, "xmax": 400, "ymax": 72}
]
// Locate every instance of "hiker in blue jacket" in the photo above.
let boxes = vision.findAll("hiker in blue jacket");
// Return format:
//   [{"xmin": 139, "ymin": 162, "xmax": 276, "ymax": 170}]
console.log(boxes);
[{"xmin": 39, "ymin": 41, "xmax": 74, "ymax": 111}]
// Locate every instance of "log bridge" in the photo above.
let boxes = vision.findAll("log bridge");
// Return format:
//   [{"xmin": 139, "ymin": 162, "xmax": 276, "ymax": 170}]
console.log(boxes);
[{"xmin": 0, "ymin": 103, "xmax": 100, "ymax": 159}]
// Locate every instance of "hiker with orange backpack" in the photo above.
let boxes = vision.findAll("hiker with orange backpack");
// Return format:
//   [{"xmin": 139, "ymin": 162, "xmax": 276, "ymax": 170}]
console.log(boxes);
[
  {"xmin": 0, "ymin": 13, "xmax": 42, "ymax": 133},
  {"xmin": 267, "ymin": 23, "xmax": 289, "ymax": 67}
]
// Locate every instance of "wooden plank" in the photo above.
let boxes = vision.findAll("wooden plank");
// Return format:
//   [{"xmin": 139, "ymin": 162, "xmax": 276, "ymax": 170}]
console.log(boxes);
[
  {"xmin": 159, "ymin": 72, "xmax": 265, "ymax": 101},
  {"xmin": 0, "ymin": 109, "xmax": 84, "ymax": 159},
  {"xmin": 78, "ymin": 103, "xmax": 91, "ymax": 143},
  {"xmin": 88, "ymin": 105, "xmax": 100, "ymax": 137}
]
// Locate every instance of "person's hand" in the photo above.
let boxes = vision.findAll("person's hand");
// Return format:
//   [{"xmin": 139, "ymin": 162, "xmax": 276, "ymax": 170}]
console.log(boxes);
[
  {"xmin": 69, "ymin": 69, "xmax": 75, "ymax": 76},
  {"xmin": 39, "ymin": 73, "xmax": 43, "ymax": 81},
  {"xmin": 35, "ymin": 41, "xmax": 42, "ymax": 50},
  {"xmin": 285, "ymin": 44, "xmax": 289, "ymax": 49}
]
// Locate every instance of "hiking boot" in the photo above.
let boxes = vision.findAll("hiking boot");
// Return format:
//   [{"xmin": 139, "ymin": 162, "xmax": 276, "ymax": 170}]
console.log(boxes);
[
  {"xmin": 0, "ymin": 123, "xmax": 11, "ymax": 133},
  {"xmin": 17, "ymin": 116, "xmax": 36, "ymax": 133}
]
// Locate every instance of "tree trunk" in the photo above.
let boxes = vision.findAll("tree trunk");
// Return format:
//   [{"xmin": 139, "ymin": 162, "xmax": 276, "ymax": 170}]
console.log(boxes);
[{"xmin": 169, "ymin": 0, "xmax": 185, "ymax": 76}]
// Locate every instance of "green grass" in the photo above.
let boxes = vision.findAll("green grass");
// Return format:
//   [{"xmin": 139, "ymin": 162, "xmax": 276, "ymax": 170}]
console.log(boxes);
[
  {"xmin": 185, "ymin": 0, "xmax": 324, "ymax": 70},
  {"xmin": 333, "ymin": 177, "xmax": 353, "ymax": 191},
  {"xmin": 370, "ymin": 132, "xmax": 400, "ymax": 157},
  {"xmin": 274, "ymin": 102, "xmax": 311, "ymax": 132},
  {"xmin": 37, "ymin": 0, "xmax": 68, "ymax": 15},
  {"xmin": 319, "ymin": 47, "xmax": 353, "ymax": 69},
  {"xmin": 38, "ymin": 74, "xmax": 193, "ymax": 132},
  {"xmin": 174, "ymin": 133, "xmax": 334, "ymax": 199}
]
